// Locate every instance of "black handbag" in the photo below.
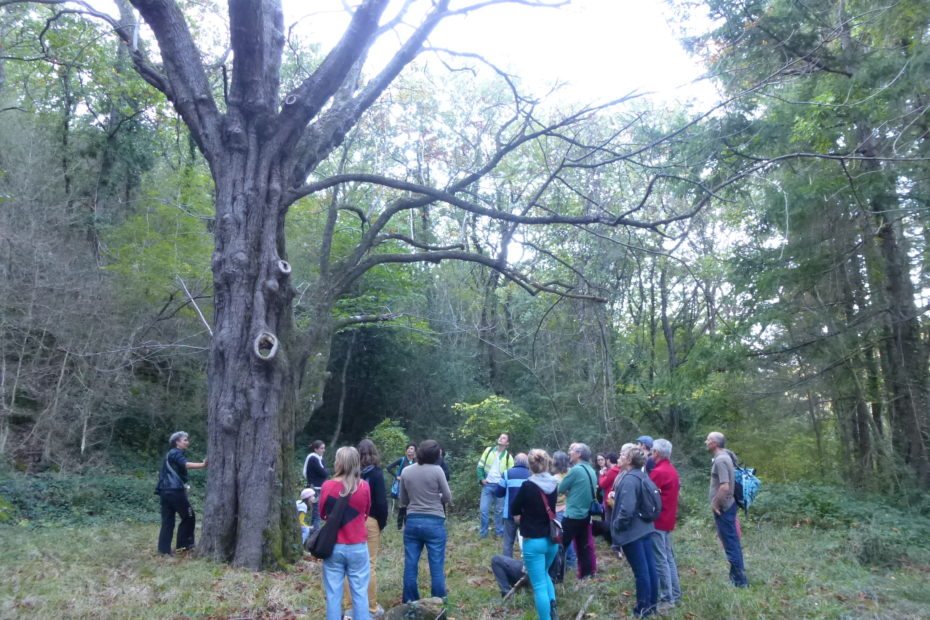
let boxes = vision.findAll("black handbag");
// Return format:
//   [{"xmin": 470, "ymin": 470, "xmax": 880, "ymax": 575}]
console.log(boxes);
[{"xmin": 304, "ymin": 491, "xmax": 351, "ymax": 559}]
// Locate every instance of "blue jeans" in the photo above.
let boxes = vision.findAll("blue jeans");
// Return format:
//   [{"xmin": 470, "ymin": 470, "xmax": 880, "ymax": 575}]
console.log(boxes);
[
  {"xmin": 322, "ymin": 542, "xmax": 370, "ymax": 620},
  {"xmin": 479, "ymin": 483, "xmax": 503, "ymax": 537},
  {"xmin": 714, "ymin": 503, "xmax": 748, "ymax": 586},
  {"xmin": 403, "ymin": 514, "xmax": 447, "ymax": 602},
  {"xmin": 622, "ymin": 535, "xmax": 659, "ymax": 617},
  {"xmin": 651, "ymin": 531, "xmax": 681, "ymax": 603},
  {"xmin": 502, "ymin": 518, "xmax": 518, "ymax": 557},
  {"xmin": 523, "ymin": 537, "xmax": 559, "ymax": 620}
]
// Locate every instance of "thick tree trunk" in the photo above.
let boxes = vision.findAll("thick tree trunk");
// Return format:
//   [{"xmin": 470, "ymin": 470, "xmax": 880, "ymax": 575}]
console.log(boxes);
[{"xmin": 199, "ymin": 148, "xmax": 301, "ymax": 569}]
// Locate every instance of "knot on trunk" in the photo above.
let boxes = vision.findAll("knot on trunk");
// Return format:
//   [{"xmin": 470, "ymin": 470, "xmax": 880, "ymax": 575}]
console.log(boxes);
[
  {"xmin": 223, "ymin": 117, "xmax": 247, "ymax": 151},
  {"xmin": 253, "ymin": 331, "xmax": 279, "ymax": 361},
  {"xmin": 276, "ymin": 259, "xmax": 291, "ymax": 276}
]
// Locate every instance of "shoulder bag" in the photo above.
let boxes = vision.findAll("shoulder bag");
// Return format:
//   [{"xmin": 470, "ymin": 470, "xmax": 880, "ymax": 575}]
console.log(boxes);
[
  {"xmin": 305, "ymin": 490, "xmax": 351, "ymax": 559},
  {"xmin": 539, "ymin": 488, "xmax": 563, "ymax": 545}
]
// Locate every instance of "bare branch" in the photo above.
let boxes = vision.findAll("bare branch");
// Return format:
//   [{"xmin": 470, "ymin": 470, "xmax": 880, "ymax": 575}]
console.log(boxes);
[
  {"xmin": 334, "ymin": 312, "xmax": 402, "ymax": 330},
  {"xmin": 338, "ymin": 249, "xmax": 607, "ymax": 302}
]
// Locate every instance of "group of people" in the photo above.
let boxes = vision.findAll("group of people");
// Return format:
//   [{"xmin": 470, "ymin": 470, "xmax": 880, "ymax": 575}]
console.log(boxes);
[
  {"xmin": 154, "ymin": 429, "xmax": 748, "ymax": 620},
  {"xmin": 300, "ymin": 438, "xmax": 450, "ymax": 620},
  {"xmin": 480, "ymin": 432, "xmax": 748, "ymax": 618}
]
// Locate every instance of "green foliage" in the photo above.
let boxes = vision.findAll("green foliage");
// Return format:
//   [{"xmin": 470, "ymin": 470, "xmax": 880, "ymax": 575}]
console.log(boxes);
[
  {"xmin": 451, "ymin": 395, "xmax": 534, "ymax": 452},
  {"xmin": 367, "ymin": 418, "xmax": 410, "ymax": 467},
  {"xmin": 751, "ymin": 482, "xmax": 930, "ymax": 566},
  {"xmin": 104, "ymin": 169, "xmax": 213, "ymax": 306},
  {"xmin": 0, "ymin": 469, "xmax": 204, "ymax": 527}
]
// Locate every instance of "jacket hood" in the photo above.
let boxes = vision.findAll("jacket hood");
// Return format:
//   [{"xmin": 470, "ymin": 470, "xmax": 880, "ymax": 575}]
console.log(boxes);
[{"xmin": 529, "ymin": 472, "xmax": 558, "ymax": 494}]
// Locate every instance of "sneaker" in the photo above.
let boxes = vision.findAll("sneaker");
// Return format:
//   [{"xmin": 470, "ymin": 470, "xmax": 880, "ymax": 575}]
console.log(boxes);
[{"xmin": 371, "ymin": 605, "xmax": 385, "ymax": 618}]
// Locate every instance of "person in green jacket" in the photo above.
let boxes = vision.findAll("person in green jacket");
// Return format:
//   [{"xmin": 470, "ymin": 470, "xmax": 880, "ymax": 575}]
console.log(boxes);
[
  {"xmin": 476, "ymin": 433, "xmax": 514, "ymax": 538},
  {"xmin": 557, "ymin": 442, "xmax": 598, "ymax": 578}
]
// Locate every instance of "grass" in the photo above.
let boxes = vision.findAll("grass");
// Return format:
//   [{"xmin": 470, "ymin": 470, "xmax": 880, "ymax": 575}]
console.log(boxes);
[{"xmin": 1, "ymin": 508, "xmax": 929, "ymax": 620}]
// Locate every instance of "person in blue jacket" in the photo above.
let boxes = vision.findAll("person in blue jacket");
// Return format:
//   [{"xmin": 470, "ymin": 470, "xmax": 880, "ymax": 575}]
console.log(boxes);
[{"xmin": 495, "ymin": 452, "xmax": 530, "ymax": 557}]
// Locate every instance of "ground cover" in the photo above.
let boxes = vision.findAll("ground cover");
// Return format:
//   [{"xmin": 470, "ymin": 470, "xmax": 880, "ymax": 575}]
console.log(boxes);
[{"xmin": 1, "ymin": 504, "xmax": 929, "ymax": 619}]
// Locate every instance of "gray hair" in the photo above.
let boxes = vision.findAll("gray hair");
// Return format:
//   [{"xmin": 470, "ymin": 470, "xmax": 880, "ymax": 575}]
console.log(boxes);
[
  {"xmin": 169, "ymin": 431, "xmax": 188, "ymax": 448},
  {"xmin": 653, "ymin": 438, "xmax": 672, "ymax": 459},
  {"xmin": 514, "ymin": 452, "xmax": 529, "ymax": 467},
  {"xmin": 708, "ymin": 431, "xmax": 726, "ymax": 449},
  {"xmin": 572, "ymin": 443, "xmax": 592, "ymax": 462},
  {"xmin": 551, "ymin": 450, "xmax": 571, "ymax": 474}
]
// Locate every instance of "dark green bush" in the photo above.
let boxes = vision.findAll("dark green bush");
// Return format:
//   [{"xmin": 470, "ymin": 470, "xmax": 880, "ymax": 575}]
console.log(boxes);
[
  {"xmin": 747, "ymin": 482, "xmax": 930, "ymax": 566},
  {"xmin": 0, "ymin": 469, "xmax": 205, "ymax": 526}
]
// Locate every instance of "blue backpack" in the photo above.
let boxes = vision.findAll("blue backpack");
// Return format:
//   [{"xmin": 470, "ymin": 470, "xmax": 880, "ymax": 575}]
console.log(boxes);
[{"xmin": 728, "ymin": 451, "xmax": 761, "ymax": 513}]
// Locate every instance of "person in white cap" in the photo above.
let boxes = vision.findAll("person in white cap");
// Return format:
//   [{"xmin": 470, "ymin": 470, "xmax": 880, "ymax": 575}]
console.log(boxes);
[{"xmin": 297, "ymin": 487, "xmax": 316, "ymax": 544}]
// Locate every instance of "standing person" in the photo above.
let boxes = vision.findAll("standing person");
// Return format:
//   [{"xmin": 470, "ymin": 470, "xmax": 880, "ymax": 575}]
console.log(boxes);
[
  {"xmin": 305, "ymin": 440, "xmax": 329, "ymax": 529},
  {"xmin": 595, "ymin": 453, "xmax": 607, "ymax": 478},
  {"xmin": 636, "ymin": 436, "xmax": 656, "ymax": 473},
  {"xmin": 342, "ymin": 439, "xmax": 388, "ymax": 618},
  {"xmin": 156, "ymin": 431, "xmax": 207, "ymax": 555},
  {"xmin": 476, "ymin": 433, "xmax": 514, "ymax": 539},
  {"xmin": 551, "ymin": 450, "xmax": 576, "ymax": 579},
  {"xmin": 389, "ymin": 443, "xmax": 417, "ymax": 530},
  {"xmin": 706, "ymin": 432, "xmax": 748, "ymax": 587},
  {"xmin": 319, "ymin": 446, "xmax": 372, "ymax": 620},
  {"xmin": 511, "ymin": 449, "xmax": 560, "ymax": 620},
  {"xmin": 495, "ymin": 452, "xmax": 530, "ymax": 557},
  {"xmin": 557, "ymin": 443, "xmax": 598, "ymax": 579},
  {"xmin": 399, "ymin": 440, "xmax": 453, "ymax": 603},
  {"xmin": 649, "ymin": 439, "xmax": 681, "ymax": 609},
  {"xmin": 597, "ymin": 453, "xmax": 621, "ymax": 543},
  {"xmin": 612, "ymin": 444, "xmax": 659, "ymax": 618}
]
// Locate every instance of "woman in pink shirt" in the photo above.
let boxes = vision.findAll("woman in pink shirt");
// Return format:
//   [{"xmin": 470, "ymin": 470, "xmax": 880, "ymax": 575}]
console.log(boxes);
[{"xmin": 319, "ymin": 446, "xmax": 372, "ymax": 620}]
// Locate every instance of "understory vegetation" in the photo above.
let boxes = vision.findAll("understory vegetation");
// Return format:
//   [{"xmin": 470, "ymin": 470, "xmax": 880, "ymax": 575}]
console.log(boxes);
[{"xmin": 1, "ymin": 467, "xmax": 929, "ymax": 619}]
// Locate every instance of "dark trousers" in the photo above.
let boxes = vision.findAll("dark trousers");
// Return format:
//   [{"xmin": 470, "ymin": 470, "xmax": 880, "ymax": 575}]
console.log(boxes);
[
  {"xmin": 158, "ymin": 490, "xmax": 195, "ymax": 554},
  {"xmin": 561, "ymin": 515, "xmax": 596, "ymax": 578},
  {"xmin": 714, "ymin": 503, "xmax": 748, "ymax": 586},
  {"xmin": 622, "ymin": 535, "xmax": 659, "ymax": 617},
  {"xmin": 397, "ymin": 506, "xmax": 407, "ymax": 529}
]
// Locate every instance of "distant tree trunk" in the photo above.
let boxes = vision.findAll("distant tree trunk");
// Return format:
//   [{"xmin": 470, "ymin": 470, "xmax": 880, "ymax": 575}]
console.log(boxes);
[
  {"xmin": 856, "ymin": 135, "xmax": 930, "ymax": 487},
  {"xmin": 329, "ymin": 330, "xmax": 357, "ymax": 449}
]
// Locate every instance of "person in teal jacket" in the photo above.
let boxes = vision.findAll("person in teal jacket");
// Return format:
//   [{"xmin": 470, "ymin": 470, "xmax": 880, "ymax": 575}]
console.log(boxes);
[{"xmin": 557, "ymin": 442, "xmax": 598, "ymax": 578}]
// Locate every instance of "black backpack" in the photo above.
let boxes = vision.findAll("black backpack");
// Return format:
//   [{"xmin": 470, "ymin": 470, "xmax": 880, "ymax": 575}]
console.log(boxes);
[{"xmin": 636, "ymin": 472, "xmax": 663, "ymax": 522}]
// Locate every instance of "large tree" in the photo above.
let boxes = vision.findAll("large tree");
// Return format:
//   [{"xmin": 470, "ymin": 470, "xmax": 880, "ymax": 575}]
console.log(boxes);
[{"xmin": 2, "ymin": 0, "xmax": 716, "ymax": 568}]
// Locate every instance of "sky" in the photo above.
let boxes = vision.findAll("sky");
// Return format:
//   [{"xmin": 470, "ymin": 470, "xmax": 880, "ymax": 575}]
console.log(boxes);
[{"xmin": 284, "ymin": 1, "xmax": 717, "ymax": 107}]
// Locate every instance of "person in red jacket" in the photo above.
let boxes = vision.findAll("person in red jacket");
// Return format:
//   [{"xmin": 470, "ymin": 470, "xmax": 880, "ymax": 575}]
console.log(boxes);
[
  {"xmin": 319, "ymin": 446, "xmax": 372, "ymax": 620},
  {"xmin": 648, "ymin": 438, "xmax": 681, "ymax": 609}
]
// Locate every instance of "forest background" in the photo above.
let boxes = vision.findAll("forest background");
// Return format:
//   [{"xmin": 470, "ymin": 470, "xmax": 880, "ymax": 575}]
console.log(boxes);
[{"xmin": 1, "ymin": 0, "xmax": 930, "ymax": 609}]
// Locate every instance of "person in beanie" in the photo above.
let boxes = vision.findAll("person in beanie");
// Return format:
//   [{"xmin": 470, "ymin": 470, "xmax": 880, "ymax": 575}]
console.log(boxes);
[
  {"xmin": 636, "ymin": 436, "xmax": 656, "ymax": 473},
  {"xmin": 297, "ymin": 488, "xmax": 316, "ymax": 544}
]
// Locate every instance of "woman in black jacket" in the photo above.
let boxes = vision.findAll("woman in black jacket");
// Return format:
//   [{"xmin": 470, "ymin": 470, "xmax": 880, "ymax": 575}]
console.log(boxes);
[
  {"xmin": 389, "ymin": 443, "xmax": 417, "ymax": 529},
  {"xmin": 511, "ymin": 449, "xmax": 560, "ymax": 620},
  {"xmin": 155, "ymin": 431, "xmax": 207, "ymax": 555},
  {"xmin": 343, "ymin": 438, "xmax": 389, "ymax": 617}
]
